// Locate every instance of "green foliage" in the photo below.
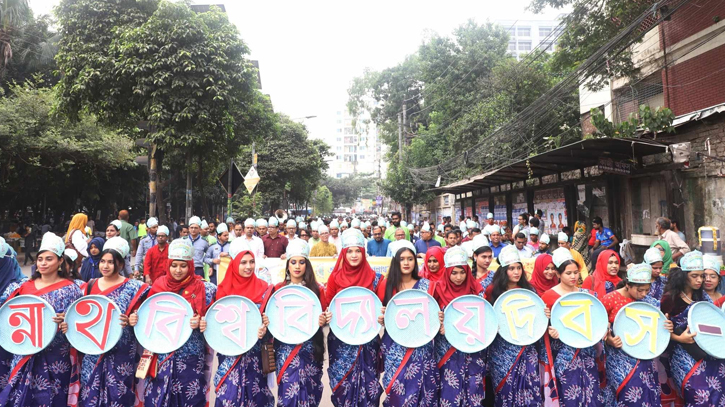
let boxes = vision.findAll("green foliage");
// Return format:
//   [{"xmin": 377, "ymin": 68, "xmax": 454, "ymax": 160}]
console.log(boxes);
[
  {"xmin": 322, "ymin": 175, "xmax": 377, "ymax": 207},
  {"xmin": 311, "ymin": 186, "xmax": 333, "ymax": 216},
  {"xmin": 590, "ymin": 105, "xmax": 675, "ymax": 138},
  {"xmin": 231, "ymin": 191, "xmax": 266, "ymax": 219},
  {"xmin": 381, "ymin": 153, "xmax": 435, "ymax": 211},
  {"xmin": 0, "ymin": 79, "xmax": 139, "ymax": 213}
]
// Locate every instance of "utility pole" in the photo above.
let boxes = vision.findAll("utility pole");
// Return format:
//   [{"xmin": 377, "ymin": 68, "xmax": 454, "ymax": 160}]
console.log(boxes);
[
  {"xmin": 226, "ymin": 157, "xmax": 233, "ymax": 220},
  {"xmin": 251, "ymin": 141, "xmax": 257, "ymax": 216},
  {"xmin": 402, "ymin": 101, "xmax": 407, "ymax": 142},
  {"xmin": 185, "ymin": 150, "xmax": 192, "ymax": 222},
  {"xmin": 397, "ymin": 112, "xmax": 403, "ymax": 159}
]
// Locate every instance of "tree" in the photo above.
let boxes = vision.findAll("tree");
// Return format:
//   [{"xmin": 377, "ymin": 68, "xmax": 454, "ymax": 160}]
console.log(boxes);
[
  {"xmin": 55, "ymin": 0, "xmax": 275, "ymax": 221},
  {"xmin": 0, "ymin": 0, "xmax": 30, "ymax": 69},
  {"xmin": 589, "ymin": 105, "xmax": 675, "ymax": 138},
  {"xmin": 0, "ymin": 79, "xmax": 139, "ymax": 216},
  {"xmin": 322, "ymin": 175, "xmax": 377, "ymax": 208},
  {"xmin": 311, "ymin": 186, "xmax": 333, "ymax": 216}
]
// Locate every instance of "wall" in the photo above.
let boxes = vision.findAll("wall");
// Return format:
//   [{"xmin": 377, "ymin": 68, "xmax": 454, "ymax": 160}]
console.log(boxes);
[{"xmin": 663, "ymin": 44, "xmax": 725, "ymax": 115}]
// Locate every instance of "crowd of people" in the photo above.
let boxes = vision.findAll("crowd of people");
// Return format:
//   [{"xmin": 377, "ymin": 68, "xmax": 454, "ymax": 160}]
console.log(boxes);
[{"xmin": 0, "ymin": 207, "xmax": 723, "ymax": 407}]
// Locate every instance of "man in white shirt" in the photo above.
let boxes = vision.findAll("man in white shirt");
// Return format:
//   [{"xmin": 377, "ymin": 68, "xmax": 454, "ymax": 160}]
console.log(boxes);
[
  {"xmin": 243, "ymin": 218, "xmax": 265, "ymax": 260},
  {"xmin": 329, "ymin": 219, "xmax": 342, "ymax": 253},
  {"xmin": 514, "ymin": 231, "xmax": 534, "ymax": 259}
]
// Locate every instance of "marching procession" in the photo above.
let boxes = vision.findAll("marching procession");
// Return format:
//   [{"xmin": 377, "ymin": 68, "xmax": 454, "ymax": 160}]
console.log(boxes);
[{"xmin": 0, "ymin": 210, "xmax": 724, "ymax": 407}]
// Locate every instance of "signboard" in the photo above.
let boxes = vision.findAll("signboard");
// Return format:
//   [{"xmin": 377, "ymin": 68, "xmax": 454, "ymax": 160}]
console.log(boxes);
[
  {"xmin": 134, "ymin": 292, "xmax": 193, "ymax": 354},
  {"xmin": 534, "ymin": 188, "xmax": 567, "ymax": 236},
  {"xmin": 475, "ymin": 199, "xmax": 489, "ymax": 224},
  {"xmin": 244, "ymin": 166, "xmax": 261, "ymax": 194},
  {"xmin": 612, "ymin": 301, "xmax": 670, "ymax": 360},
  {"xmin": 0, "ymin": 295, "xmax": 57, "ymax": 355},
  {"xmin": 218, "ymin": 162, "xmax": 244, "ymax": 195},
  {"xmin": 204, "ymin": 295, "xmax": 261, "ymax": 356},
  {"xmin": 492, "ymin": 289, "xmax": 547, "ymax": 346},
  {"xmin": 598, "ymin": 157, "xmax": 631, "ymax": 175},
  {"xmin": 376, "ymin": 195, "xmax": 383, "ymax": 206},
  {"xmin": 265, "ymin": 286, "xmax": 322, "ymax": 345},
  {"xmin": 688, "ymin": 301, "xmax": 725, "ymax": 359},
  {"xmin": 550, "ymin": 292, "xmax": 608, "ymax": 349},
  {"xmin": 65, "ymin": 295, "xmax": 124, "ymax": 355},
  {"xmin": 383, "ymin": 290, "xmax": 440, "ymax": 348},
  {"xmin": 329, "ymin": 287, "xmax": 383, "ymax": 345},
  {"xmin": 444, "ymin": 295, "xmax": 497, "ymax": 353}
]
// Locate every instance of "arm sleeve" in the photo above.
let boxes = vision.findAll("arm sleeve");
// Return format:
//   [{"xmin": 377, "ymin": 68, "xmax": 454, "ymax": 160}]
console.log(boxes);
[
  {"xmin": 203, "ymin": 246, "xmax": 214, "ymax": 266},
  {"xmin": 673, "ymin": 234, "xmax": 690, "ymax": 254},
  {"xmin": 134, "ymin": 239, "xmax": 145, "ymax": 270},
  {"xmin": 72, "ymin": 230, "xmax": 89, "ymax": 257},
  {"xmin": 143, "ymin": 248, "xmax": 153, "ymax": 274}
]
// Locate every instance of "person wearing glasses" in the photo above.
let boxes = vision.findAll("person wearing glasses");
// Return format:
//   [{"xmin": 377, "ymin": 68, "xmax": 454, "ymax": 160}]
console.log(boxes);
[
  {"xmin": 367, "ymin": 226, "xmax": 391, "ymax": 257},
  {"xmin": 310, "ymin": 224, "xmax": 338, "ymax": 257}
]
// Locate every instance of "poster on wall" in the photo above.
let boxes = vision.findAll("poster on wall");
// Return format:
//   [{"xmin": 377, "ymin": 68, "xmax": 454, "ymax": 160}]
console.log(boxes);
[
  {"xmin": 512, "ymin": 192, "xmax": 527, "ymax": 225},
  {"xmin": 475, "ymin": 199, "xmax": 489, "ymax": 223},
  {"xmin": 534, "ymin": 188, "xmax": 567, "ymax": 236},
  {"xmin": 493, "ymin": 195, "xmax": 507, "ymax": 228},
  {"xmin": 454, "ymin": 206, "xmax": 462, "ymax": 223},
  {"xmin": 464, "ymin": 206, "xmax": 473, "ymax": 219},
  {"xmin": 438, "ymin": 208, "xmax": 452, "ymax": 225}
]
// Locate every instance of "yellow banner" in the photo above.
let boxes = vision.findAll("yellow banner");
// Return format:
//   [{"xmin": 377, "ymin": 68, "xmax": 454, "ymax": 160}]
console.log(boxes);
[{"xmin": 217, "ymin": 255, "xmax": 535, "ymax": 285}]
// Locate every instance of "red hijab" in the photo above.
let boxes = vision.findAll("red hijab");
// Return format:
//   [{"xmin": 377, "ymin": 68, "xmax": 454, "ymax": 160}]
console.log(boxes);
[
  {"xmin": 420, "ymin": 246, "xmax": 446, "ymax": 283},
  {"xmin": 433, "ymin": 264, "xmax": 481, "ymax": 308},
  {"xmin": 148, "ymin": 259, "xmax": 208, "ymax": 316},
  {"xmin": 530, "ymin": 254, "xmax": 558, "ymax": 296},
  {"xmin": 582, "ymin": 249, "xmax": 621, "ymax": 299},
  {"xmin": 325, "ymin": 246, "xmax": 376, "ymax": 300},
  {"xmin": 217, "ymin": 250, "xmax": 269, "ymax": 304}
]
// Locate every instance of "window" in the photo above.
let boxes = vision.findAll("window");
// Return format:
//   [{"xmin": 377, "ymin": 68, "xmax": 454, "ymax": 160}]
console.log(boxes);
[
  {"xmin": 336, "ymin": 155, "xmax": 342, "ymax": 160},
  {"xmin": 359, "ymin": 155, "xmax": 365, "ymax": 160},
  {"xmin": 517, "ymin": 26, "xmax": 530, "ymax": 37},
  {"xmin": 508, "ymin": 41, "xmax": 516, "ymax": 51},
  {"xmin": 443, "ymin": 195, "xmax": 450, "ymax": 205},
  {"xmin": 336, "ymin": 146, "xmax": 342, "ymax": 151},
  {"xmin": 542, "ymin": 41, "xmax": 554, "ymax": 51},
  {"xmin": 344, "ymin": 127, "xmax": 354, "ymax": 135},
  {"xmin": 336, "ymin": 120, "xmax": 342, "ymax": 124},
  {"xmin": 507, "ymin": 27, "xmax": 516, "ymax": 36},
  {"xmin": 336, "ymin": 137, "xmax": 342, "ymax": 142},
  {"xmin": 518, "ymin": 41, "xmax": 531, "ymax": 51},
  {"xmin": 539, "ymin": 27, "xmax": 552, "ymax": 37},
  {"xmin": 336, "ymin": 129, "xmax": 342, "ymax": 133},
  {"xmin": 336, "ymin": 111, "xmax": 342, "ymax": 115}
]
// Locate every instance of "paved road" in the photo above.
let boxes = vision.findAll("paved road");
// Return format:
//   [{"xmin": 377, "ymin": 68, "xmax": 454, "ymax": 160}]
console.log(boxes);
[{"xmin": 16, "ymin": 254, "xmax": 344, "ymax": 407}]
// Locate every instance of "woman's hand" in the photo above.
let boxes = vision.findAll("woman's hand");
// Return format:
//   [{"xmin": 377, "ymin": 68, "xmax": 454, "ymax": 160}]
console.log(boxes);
[
  {"xmin": 320, "ymin": 309, "xmax": 332, "ymax": 326},
  {"xmin": 663, "ymin": 314, "xmax": 674, "ymax": 333},
  {"xmin": 258, "ymin": 313, "xmax": 270, "ymax": 339},
  {"xmin": 129, "ymin": 311, "xmax": 138, "ymax": 327},
  {"xmin": 378, "ymin": 306, "xmax": 386, "ymax": 326},
  {"xmin": 606, "ymin": 331, "xmax": 623, "ymax": 348},
  {"xmin": 674, "ymin": 327, "xmax": 697, "ymax": 344},
  {"xmin": 119, "ymin": 314, "xmax": 129, "ymax": 328},
  {"xmin": 547, "ymin": 326, "xmax": 560, "ymax": 340},
  {"xmin": 53, "ymin": 312, "xmax": 65, "ymax": 324},
  {"xmin": 199, "ymin": 317, "xmax": 207, "ymax": 333},
  {"xmin": 438, "ymin": 311, "xmax": 444, "ymax": 325},
  {"xmin": 544, "ymin": 306, "xmax": 551, "ymax": 319},
  {"xmin": 60, "ymin": 321, "xmax": 69, "ymax": 334},
  {"xmin": 190, "ymin": 314, "xmax": 201, "ymax": 330}
]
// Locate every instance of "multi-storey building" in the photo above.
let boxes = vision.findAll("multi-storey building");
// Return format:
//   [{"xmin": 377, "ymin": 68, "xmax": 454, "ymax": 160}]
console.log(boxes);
[
  {"xmin": 496, "ymin": 15, "xmax": 566, "ymax": 60},
  {"xmin": 326, "ymin": 108, "xmax": 387, "ymax": 180}
]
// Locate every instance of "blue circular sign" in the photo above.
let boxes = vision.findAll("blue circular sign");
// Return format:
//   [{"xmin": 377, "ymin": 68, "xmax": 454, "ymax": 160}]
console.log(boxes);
[
  {"xmin": 205, "ymin": 295, "xmax": 262, "ymax": 356},
  {"xmin": 689, "ymin": 301, "xmax": 725, "ymax": 359},
  {"xmin": 384, "ymin": 290, "xmax": 440, "ymax": 348},
  {"xmin": 444, "ymin": 295, "xmax": 498, "ymax": 353},
  {"xmin": 65, "ymin": 295, "xmax": 123, "ymax": 355},
  {"xmin": 266, "ymin": 285, "xmax": 322, "ymax": 345},
  {"xmin": 613, "ymin": 301, "xmax": 670, "ymax": 360},
  {"xmin": 492, "ymin": 288, "xmax": 548, "ymax": 346},
  {"xmin": 134, "ymin": 292, "xmax": 193, "ymax": 354},
  {"xmin": 329, "ymin": 287, "xmax": 383, "ymax": 345},
  {"xmin": 0, "ymin": 295, "xmax": 57, "ymax": 355},
  {"xmin": 550, "ymin": 291, "xmax": 608, "ymax": 349}
]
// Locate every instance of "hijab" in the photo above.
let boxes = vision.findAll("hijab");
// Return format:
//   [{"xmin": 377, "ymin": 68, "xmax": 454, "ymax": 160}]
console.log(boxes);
[
  {"xmin": 419, "ymin": 246, "xmax": 446, "ymax": 283},
  {"xmin": 433, "ymin": 264, "xmax": 481, "ymax": 308},
  {"xmin": 325, "ymin": 247, "xmax": 376, "ymax": 300},
  {"xmin": 530, "ymin": 254, "xmax": 558, "ymax": 296},
  {"xmin": 651, "ymin": 240, "xmax": 673, "ymax": 272},
  {"xmin": 0, "ymin": 247, "xmax": 24, "ymax": 294},
  {"xmin": 66, "ymin": 213, "xmax": 88, "ymax": 243},
  {"xmin": 148, "ymin": 258, "xmax": 208, "ymax": 316},
  {"xmin": 582, "ymin": 249, "xmax": 621, "ymax": 299},
  {"xmin": 80, "ymin": 237, "xmax": 105, "ymax": 281},
  {"xmin": 217, "ymin": 250, "xmax": 269, "ymax": 304}
]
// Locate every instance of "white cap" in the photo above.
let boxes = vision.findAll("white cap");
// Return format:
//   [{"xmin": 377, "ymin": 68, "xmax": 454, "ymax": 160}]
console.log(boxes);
[
  {"xmin": 268, "ymin": 217, "xmax": 279, "ymax": 227},
  {"xmin": 437, "ymin": 224, "xmax": 444, "ymax": 232},
  {"xmin": 466, "ymin": 220, "xmax": 476, "ymax": 229},
  {"xmin": 64, "ymin": 249, "xmax": 78, "ymax": 262},
  {"xmin": 400, "ymin": 220, "xmax": 407, "ymax": 228},
  {"xmin": 530, "ymin": 227, "xmax": 539, "ymax": 236},
  {"xmin": 287, "ymin": 219, "xmax": 297, "ymax": 228},
  {"xmin": 539, "ymin": 233, "xmax": 550, "ymax": 244},
  {"xmin": 111, "ymin": 220, "xmax": 122, "ymax": 230},
  {"xmin": 389, "ymin": 239, "xmax": 416, "ymax": 256},
  {"xmin": 552, "ymin": 247, "xmax": 574, "ymax": 268},
  {"xmin": 310, "ymin": 220, "xmax": 318, "ymax": 230},
  {"xmin": 341, "ymin": 220, "xmax": 349, "ymax": 228},
  {"xmin": 644, "ymin": 247, "xmax": 664, "ymax": 264},
  {"xmin": 498, "ymin": 246, "xmax": 522, "ymax": 267},
  {"xmin": 407, "ymin": 224, "xmax": 414, "ymax": 231},
  {"xmin": 341, "ymin": 228, "xmax": 366, "ymax": 249},
  {"xmin": 216, "ymin": 223, "xmax": 228, "ymax": 234},
  {"xmin": 330, "ymin": 219, "xmax": 340, "ymax": 229},
  {"xmin": 351, "ymin": 219, "xmax": 361, "ymax": 228},
  {"xmin": 489, "ymin": 225, "xmax": 502, "ymax": 235},
  {"xmin": 157, "ymin": 225, "xmax": 170, "ymax": 236},
  {"xmin": 444, "ymin": 246, "xmax": 468, "ymax": 268},
  {"xmin": 256, "ymin": 218, "xmax": 268, "ymax": 228},
  {"xmin": 487, "ymin": 213, "xmax": 494, "ymax": 219},
  {"xmin": 557, "ymin": 232, "xmax": 569, "ymax": 243},
  {"xmin": 189, "ymin": 216, "xmax": 201, "ymax": 226},
  {"xmin": 104, "ymin": 236, "xmax": 130, "ymax": 258},
  {"xmin": 318, "ymin": 224, "xmax": 329, "ymax": 234},
  {"xmin": 472, "ymin": 234, "xmax": 490, "ymax": 252},
  {"xmin": 200, "ymin": 220, "xmax": 209, "ymax": 229},
  {"xmin": 168, "ymin": 239, "xmax": 194, "ymax": 261},
  {"xmin": 39, "ymin": 232, "xmax": 65, "ymax": 257},
  {"xmin": 226, "ymin": 217, "xmax": 235, "ymax": 223},
  {"xmin": 229, "ymin": 238, "xmax": 252, "ymax": 260},
  {"xmin": 244, "ymin": 218, "xmax": 255, "ymax": 227},
  {"xmin": 146, "ymin": 217, "xmax": 158, "ymax": 227},
  {"xmin": 421, "ymin": 223, "xmax": 431, "ymax": 232},
  {"xmin": 286, "ymin": 239, "xmax": 310, "ymax": 259}
]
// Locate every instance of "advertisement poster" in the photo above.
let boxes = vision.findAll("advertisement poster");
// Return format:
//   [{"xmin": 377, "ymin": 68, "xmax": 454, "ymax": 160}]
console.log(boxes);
[
  {"xmin": 475, "ymin": 199, "xmax": 489, "ymax": 222},
  {"xmin": 493, "ymin": 195, "xmax": 507, "ymax": 227},
  {"xmin": 512, "ymin": 192, "xmax": 527, "ymax": 223},
  {"xmin": 534, "ymin": 188, "xmax": 567, "ymax": 236},
  {"xmin": 464, "ymin": 206, "xmax": 473, "ymax": 219},
  {"xmin": 455, "ymin": 206, "xmax": 462, "ymax": 223}
]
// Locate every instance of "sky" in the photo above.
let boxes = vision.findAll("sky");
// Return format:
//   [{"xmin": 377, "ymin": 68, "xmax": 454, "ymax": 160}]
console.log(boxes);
[{"xmin": 29, "ymin": 0, "xmax": 564, "ymax": 140}]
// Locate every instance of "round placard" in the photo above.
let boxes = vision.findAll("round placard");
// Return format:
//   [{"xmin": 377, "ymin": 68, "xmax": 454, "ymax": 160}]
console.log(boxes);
[
  {"xmin": 65, "ymin": 295, "xmax": 124, "ymax": 355},
  {"xmin": 0, "ymin": 295, "xmax": 57, "ymax": 355},
  {"xmin": 492, "ymin": 288, "xmax": 547, "ymax": 346},
  {"xmin": 204, "ymin": 295, "xmax": 262, "ymax": 356},
  {"xmin": 444, "ymin": 295, "xmax": 498, "ymax": 353},
  {"xmin": 612, "ymin": 301, "xmax": 670, "ymax": 360},
  {"xmin": 266, "ymin": 285, "xmax": 322, "ymax": 345},
  {"xmin": 329, "ymin": 287, "xmax": 383, "ymax": 345},
  {"xmin": 688, "ymin": 301, "xmax": 725, "ymax": 359},
  {"xmin": 134, "ymin": 292, "xmax": 193, "ymax": 354},
  {"xmin": 550, "ymin": 291, "xmax": 608, "ymax": 349},
  {"xmin": 384, "ymin": 289, "xmax": 440, "ymax": 348}
]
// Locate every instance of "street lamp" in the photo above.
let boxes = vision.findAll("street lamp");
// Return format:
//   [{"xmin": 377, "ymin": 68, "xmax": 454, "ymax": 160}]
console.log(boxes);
[{"xmin": 291, "ymin": 115, "xmax": 317, "ymax": 121}]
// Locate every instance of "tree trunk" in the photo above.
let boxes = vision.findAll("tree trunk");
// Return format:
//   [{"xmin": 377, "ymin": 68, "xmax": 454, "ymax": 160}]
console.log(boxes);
[
  {"xmin": 198, "ymin": 153, "xmax": 210, "ymax": 218},
  {"xmin": 185, "ymin": 150, "xmax": 192, "ymax": 222},
  {"xmin": 155, "ymin": 149, "xmax": 166, "ymax": 223},
  {"xmin": 148, "ymin": 145, "xmax": 158, "ymax": 218}
]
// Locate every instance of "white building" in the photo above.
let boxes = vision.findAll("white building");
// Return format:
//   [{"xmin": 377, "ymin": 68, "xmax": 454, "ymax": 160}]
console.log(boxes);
[
  {"xmin": 496, "ymin": 15, "xmax": 566, "ymax": 60},
  {"xmin": 325, "ymin": 107, "xmax": 387, "ymax": 179}
]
